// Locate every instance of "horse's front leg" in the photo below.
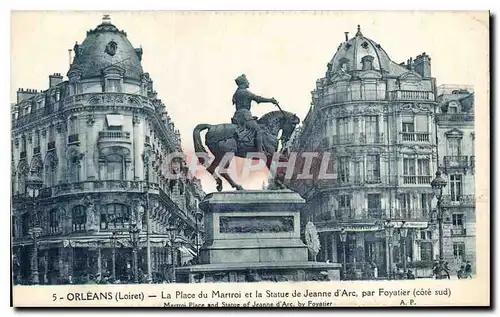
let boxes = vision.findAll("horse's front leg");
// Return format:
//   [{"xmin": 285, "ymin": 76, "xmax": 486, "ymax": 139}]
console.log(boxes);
[
  {"xmin": 206, "ymin": 156, "xmax": 223, "ymax": 192},
  {"xmin": 219, "ymin": 160, "xmax": 244, "ymax": 191}
]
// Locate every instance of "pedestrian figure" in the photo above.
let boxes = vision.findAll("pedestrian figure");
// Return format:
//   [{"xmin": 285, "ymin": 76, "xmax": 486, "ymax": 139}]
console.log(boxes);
[
  {"xmin": 465, "ymin": 261, "xmax": 472, "ymax": 278},
  {"xmin": 443, "ymin": 262, "xmax": 451, "ymax": 280}
]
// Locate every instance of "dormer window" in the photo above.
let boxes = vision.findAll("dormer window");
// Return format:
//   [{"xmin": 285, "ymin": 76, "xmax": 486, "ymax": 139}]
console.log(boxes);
[
  {"xmin": 448, "ymin": 101, "xmax": 460, "ymax": 114},
  {"xmin": 361, "ymin": 55, "xmax": 374, "ymax": 71},
  {"xmin": 338, "ymin": 58, "xmax": 350, "ymax": 72},
  {"xmin": 107, "ymin": 79, "xmax": 122, "ymax": 93}
]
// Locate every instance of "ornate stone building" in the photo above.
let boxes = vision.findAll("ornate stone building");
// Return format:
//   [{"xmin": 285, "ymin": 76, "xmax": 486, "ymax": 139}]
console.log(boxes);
[
  {"xmin": 436, "ymin": 85, "xmax": 475, "ymax": 272},
  {"xmin": 287, "ymin": 26, "xmax": 440, "ymax": 278},
  {"xmin": 11, "ymin": 16, "xmax": 205, "ymax": 284}
]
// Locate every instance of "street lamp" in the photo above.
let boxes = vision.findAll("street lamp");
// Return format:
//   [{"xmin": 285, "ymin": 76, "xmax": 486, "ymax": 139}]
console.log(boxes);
[
  {"xmin": 339, "ymin": 228, "xmax": 348, "ymax": 280},
  {"xmin": 26, "ymin": 174, "xmax": 43, "ymax": 285},
  {"xmin": 110, "ymin": 230, "xmax": 119, "ymax": 281},
  {"xmin": 128, "ymin": 223, "xmax": 141, "ymax": 284},
  {"xmin": 141, "ymin": 148, "xmax": 153, "ymax": 284},
  {"xmin": 399, "ymin": 221, "xmax": 409, "ymax": 274},
  {"xmin": 430, "ymin": 170, "xmax": 447, "ymax": 279},
  {"xmin": 195, "ymin": 209, "xmax": 203, "ymax": 261},
  {"xmin": 384, "ymin": 220, "xmax": 395, "ymax": 280},
  {"xmin": 166, "ymin": 226, "xmax": 177, "ymax": 283}
]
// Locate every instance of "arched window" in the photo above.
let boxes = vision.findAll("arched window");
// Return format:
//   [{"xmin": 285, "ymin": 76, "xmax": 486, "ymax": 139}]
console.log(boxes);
[
  {"xmin": 48, "ymin": 208, "xmax": 60, "ymax": 234},
  {"xmin": 68, "ymin": 156, "xmax": 81, "ymax": 183},
  {"xmin": 100, "ymin": 204, "xmax": 130, "ymax": 230},
  {"xmin": 44, "ymin": 153, "xmax": 58, "ymax": 187},
  {"xmin": 100, "ymin": 154, "xmax": 125, "ymax": 180},
  {"xmin": 72, "ymin": 206, "xmax": 86, "ymax": 231}
]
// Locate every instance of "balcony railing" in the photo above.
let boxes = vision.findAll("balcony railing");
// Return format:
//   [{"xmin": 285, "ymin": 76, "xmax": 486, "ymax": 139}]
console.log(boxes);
[
  {"xmin": 441, "ymin": 195, "xmax": 475, "ymax": 207},
  {"xmin": 436, "ymin": 113, "xmax": 474, "ymax": 122},
  {"xmin": 332, "ymin": 134, "xmax": 355, "ymax": 145},
  {"xmin": 68, "ymin": 134, "xmax": 79, "ymax": 145},
  {"xmin": 451, "ymin": 227, "xmax": 467, "ymax": 236},
  {"xmin": 47, "ymin": 141, "xmax": 56, "ymax": 151},
  {"xmin": 320, "ymin": 89, "xmax": 386, "ymax": 105},
  {"xmin": 363, "ymin": 208, "xmax": 385, "ymax": 219},
  {"xmin": 316, "ymin": 175, "xmax": 398, "ymax": 188},
  {"xmin": 98, "ymin": 131, "xmax": 131, "ymax": 140},
  {"xmin": 359, "ymin": 132, "xmax": 384, "ymax": 144},
  {"xmin": 393, "ymin": 209, "xmax": 431, "ymax": 220},
  {"xmin": 400, "ymin": 132, "xmax": 430, "ymax": 142},
  {"xmin": 389, "ymin": 90, "xmax": 435, "ymax": 101},
  {"xmin": 444, "ymin": 155, "xmax": 468, "ymax": 170},
  {"xmin": 402, "ymin": 175, "xmax": 432, "ymax": 185}
]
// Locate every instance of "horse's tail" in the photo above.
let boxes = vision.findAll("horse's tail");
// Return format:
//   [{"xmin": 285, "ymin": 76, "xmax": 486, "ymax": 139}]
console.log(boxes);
[{"xmin": 193, "ymin": 124, "xmax": 212, "ymax": 164}]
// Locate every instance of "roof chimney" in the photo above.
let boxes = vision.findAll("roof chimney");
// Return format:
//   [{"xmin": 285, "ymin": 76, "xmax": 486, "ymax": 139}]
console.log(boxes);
[
  {"xmin": 49, "ymin": 73, "xmax": 63, "ymax": 88},
  {"xmin": 344, "ymin": 32, "xmax": 349, "ymax": 41},
  {"xmin": 102, "ymin": 14, "xmax": 111, "ymax": 24},
  {"xmin": 17, "ymin": 88, "xmax": 38, "ymax": 103}
]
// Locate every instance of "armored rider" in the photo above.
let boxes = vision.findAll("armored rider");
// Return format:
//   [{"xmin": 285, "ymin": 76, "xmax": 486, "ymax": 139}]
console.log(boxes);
[{"xmin": 232, "ymin": 74, "xmax": 279, "ymax": 152}]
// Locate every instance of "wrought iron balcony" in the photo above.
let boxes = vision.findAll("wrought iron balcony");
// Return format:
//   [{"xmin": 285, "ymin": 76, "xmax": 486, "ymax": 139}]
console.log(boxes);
[
  {"xmin": 68, "ymin": 134, "xmax": 79, "ymax": 145},
  {"xmin": 392, "ymin": 209, "xmax": 432, "ymax": 221},
  {"xmin": 363, "ymin": 208, "xmax": 385, "ymax": 219},
  {"xmin": 402, "ymin": 175, "xmax": 432, "ymax": 185},
  {"xmin": 436, "ymin": 113, "xmax": 474, "ymax": 122},
  {"xmin": 359, "ymin": 132, "xmax": 384, "ymax": 144},
  {"xmin": 400, "ymin": 132, "xmax": 430, "ymax": 142},
  {"xmin": 333, "ymin": 134, "xmax": 355, "ymax": 145},
  {"xmin": 47, "ymin": 141, "xmax": 56, "ymax": 151},
  {"xmin": 444, "ymin": 156, "xmax": 469, "ymax": 173},
  {"xmin": 441, "ymin": 195, "xmax": 475, "ymax": 207},
  {"xmin": 320, "ymin": 89, "xmax": 385, "ymax": 105},
  {"xmin": 451, "ymin": 227, "xmax": 467, "ymax": 236},
  {"xmin": 389, "ymin": 90, "xmax": 435, "ymax": 101}
]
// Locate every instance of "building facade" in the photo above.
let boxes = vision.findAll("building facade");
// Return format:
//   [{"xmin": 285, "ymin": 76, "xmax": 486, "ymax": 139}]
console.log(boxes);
[
  {"xmin": 436, "ymin": 85, "xmax": 476, "ymax": 272},
  {"xmin": 11, "ymin": 16, "xmax": 205, "ymax": 285},
  {"xmin": 287, "ymin": 26, "xmax": 442, "ymax": 279}
]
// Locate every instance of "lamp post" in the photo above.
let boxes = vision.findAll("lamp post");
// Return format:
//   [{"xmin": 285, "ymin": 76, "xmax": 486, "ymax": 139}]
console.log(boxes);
[
  {"xmin": 195, "ymin": 209, "xmax": 203, "ymax": 261},
  {"xmin": 142, "ymin": 149, "xmax": 153, "ymax": 284},
  {"xmin": 339, "ymin": 228, "xmax": 347, "ymax": 280},
  {"xmin": 399, "ymin": 221, "xmax": 409, "ymax": 274},
  {"xmin": 384, "ymin": 220, "xmax": 395, "ymax": 280},
  {"xmin": 110, "ymin": 230, "xmax": 119, "ymax": 281},
  {"xmin": 166, "ymin": 226, "xmax": 177, "ymax": 283},
  {"xmin": 430, "ymin": 170, "xmax": 447, "ymax": 279},
  {"xmin": 26, "ymin": 174, "xmax": 43, "ymax": 285},
  {"xmin": 128, "ymin": 223, "xmax": 141, "ymax": 283}
]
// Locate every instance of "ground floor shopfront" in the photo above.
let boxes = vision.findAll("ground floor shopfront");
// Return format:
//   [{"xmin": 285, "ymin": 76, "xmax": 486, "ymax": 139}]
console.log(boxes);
[
  {"xmin": 316, "ymin": 222, "xmax": 434, "ymax": 279},
  {"xmin": 12, "ymin": 238, "xmax": 197, "ymax": 285}
]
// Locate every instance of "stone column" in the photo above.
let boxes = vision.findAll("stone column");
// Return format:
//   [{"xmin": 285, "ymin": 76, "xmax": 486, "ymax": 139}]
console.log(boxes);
[
  {"xmin": 43, "ymin": 250, "xmax": 49, "ymax": 284},
  {"xmin": 322, "ymin": 233, "xmax": 328, "ymax": 261},
  {"xmin": 134, "ymin": 119, "xmax": 144, "ymax": 181},
  {"xmin": 331, "ymin": 233, "xmax": 338, "ymax": 262},
  {"xmin": 56, "ymin": 126, "xmax": 65, "ymax": 183},
  {"xmin": 97, "ymin": 247, "xmax": 102, "ymax": 277},
  {"xmin": 58, "ymin": 248, "xmax": 64, "ymax": 281},
  {"xmin": 86, "ymin": 120, "xmax": 97, "ymax": 180}
]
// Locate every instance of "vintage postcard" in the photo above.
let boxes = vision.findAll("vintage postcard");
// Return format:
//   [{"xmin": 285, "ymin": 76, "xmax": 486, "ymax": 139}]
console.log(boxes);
[{"xmin": 10, "ymin": 11, "xmax": 490, "ymax": 307}]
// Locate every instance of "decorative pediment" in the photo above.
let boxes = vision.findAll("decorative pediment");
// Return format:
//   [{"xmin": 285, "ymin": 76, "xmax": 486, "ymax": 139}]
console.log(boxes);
[
  {"xmin": 445, "ymin": 128, "xmax": 464, "ymax": 138},
  {"xmin": 102, "ymin": 65, "xmax": 125, "ymax": 77},
  {"xmin": 399, "ymin": 71, "xmax": 422, "ymax": 81},
  {"xmin": 358, "ymin": 70, "xmax": 382, "ymax": 80}
]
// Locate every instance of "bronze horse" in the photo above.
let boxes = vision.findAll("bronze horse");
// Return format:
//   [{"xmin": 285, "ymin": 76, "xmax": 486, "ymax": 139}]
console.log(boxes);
[{"xmin": 193, "ymin": 110, "xmax": 300, "ymax": 191}]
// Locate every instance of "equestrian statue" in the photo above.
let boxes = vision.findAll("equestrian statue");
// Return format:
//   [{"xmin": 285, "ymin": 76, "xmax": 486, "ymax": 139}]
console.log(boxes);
[{"xmin": 193, "ymin": 74, "xmax": 300, "ymax": 192}]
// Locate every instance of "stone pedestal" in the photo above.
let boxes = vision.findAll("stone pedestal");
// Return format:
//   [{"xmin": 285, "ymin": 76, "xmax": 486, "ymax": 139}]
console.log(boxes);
[{"xmin": 177, "ymin": 190, "xmax": 341, "ymax": 283}]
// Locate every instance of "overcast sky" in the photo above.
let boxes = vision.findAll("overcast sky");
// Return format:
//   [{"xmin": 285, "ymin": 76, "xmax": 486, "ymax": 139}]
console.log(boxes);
[{"xmin": 10, "ymin": 11, "xmax": 488, "ymax": 193}]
